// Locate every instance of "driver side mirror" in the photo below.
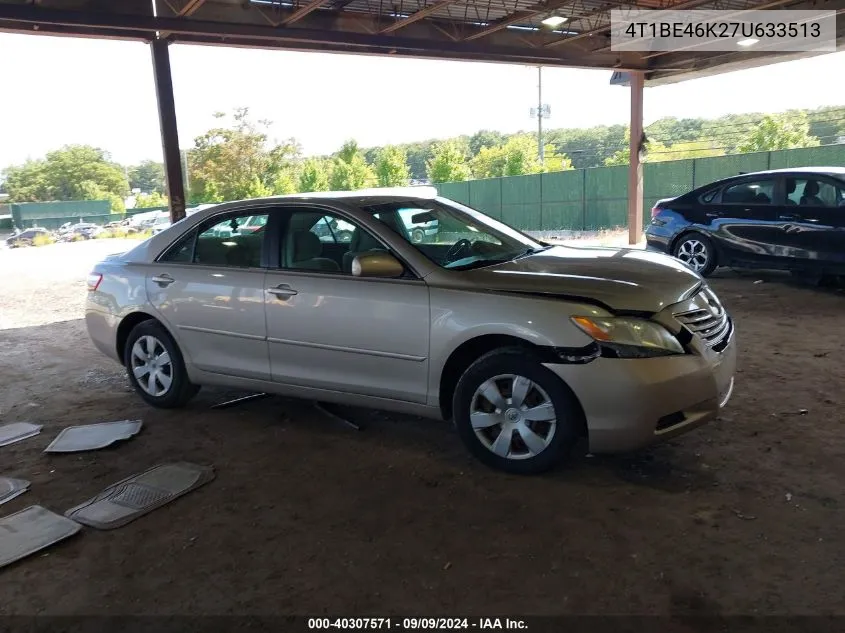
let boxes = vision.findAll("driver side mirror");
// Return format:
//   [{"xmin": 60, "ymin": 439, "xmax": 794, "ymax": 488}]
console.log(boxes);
[{"xmin": 352, "ymin": 252, "xmax": 404, "ymax": 278}]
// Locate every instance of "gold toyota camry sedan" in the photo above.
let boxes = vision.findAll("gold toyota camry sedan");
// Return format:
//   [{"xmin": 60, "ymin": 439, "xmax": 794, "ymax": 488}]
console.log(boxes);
[{"xmin": 86, "ymin": 188, "xmax": 736, "ymax": 474}]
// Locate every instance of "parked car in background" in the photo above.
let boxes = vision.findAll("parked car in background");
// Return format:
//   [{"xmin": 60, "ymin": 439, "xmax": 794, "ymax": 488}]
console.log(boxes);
[
  {"xmin": 86, "ymin": 188, "xmax": 735, "ymax": 475},
  {"xmin": 398, "ymin": 208, "xmax": 440, "ymax": 243},
  {"xmin": 56, "ymin": 222, "xmax": 102, "ymax": 241},
  {"xmin": 4, "ymin": 227, "xmax": 51, "ymax": 248},
  {"xmin": 646, "ymin": 167, "xmax": 845, "ymax": 279}
]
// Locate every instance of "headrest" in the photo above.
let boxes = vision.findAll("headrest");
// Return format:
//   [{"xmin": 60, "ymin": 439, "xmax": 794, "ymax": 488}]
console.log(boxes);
[
  {"xmin": 351, "ymin": 228, "xmax": 382, "ymax": 251},
  {"xmin": 804, "ymin": 180, "xmax": 820, "ymax": 196},
  {"xmin": 292, "ymin": 230, "xmax": 322, "ymax": 262},
  {"xmin": 786, "ymin": 179, "xmax": 796, "ymax": 194}
]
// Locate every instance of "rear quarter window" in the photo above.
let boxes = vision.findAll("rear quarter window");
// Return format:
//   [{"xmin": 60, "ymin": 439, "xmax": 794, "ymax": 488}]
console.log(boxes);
[{"xmin": 698, "ymin": 188, "xmax": 720, "ymax": 204}]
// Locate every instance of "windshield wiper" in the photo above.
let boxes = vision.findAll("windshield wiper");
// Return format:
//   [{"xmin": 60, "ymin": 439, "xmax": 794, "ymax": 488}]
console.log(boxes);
[{"xmin": 449, "ymin": 258, "xmax": 511, "ymax": 271}]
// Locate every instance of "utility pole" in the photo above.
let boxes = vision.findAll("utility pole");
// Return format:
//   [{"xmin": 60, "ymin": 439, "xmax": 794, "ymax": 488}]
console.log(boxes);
[
  {"xmin": 529, "ymin": 66, "xmax": 550, "ymax": 167},
  {"xmin": 537, "ymin": 66, "xmax": 544, "ymax": 165}
]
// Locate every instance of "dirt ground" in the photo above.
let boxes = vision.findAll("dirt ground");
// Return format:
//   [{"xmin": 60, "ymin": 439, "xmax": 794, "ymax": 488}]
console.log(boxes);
[{"xmin": 0, "ymin": 240, "xmax": 844, "ymax": 617}]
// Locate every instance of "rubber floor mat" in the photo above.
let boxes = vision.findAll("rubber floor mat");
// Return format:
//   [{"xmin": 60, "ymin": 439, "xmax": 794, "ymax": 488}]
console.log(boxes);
[
  {"xmin": 0, "ymin": 423, "xmax": 42, "ymax": 447},
  {"xmin": 65, "ymin": 462, "xmax": 215, "ymax": 530},
  {"xmin": 0, "ymin": 477, "xmax": 30, "ymax": 506},
  {"xmin": 44, "ymin": 420, "xmax": 143, "ymax": 453},
  {"xmin": 0, "ymin": 505, "xmax": 81, "ymax": 569}
]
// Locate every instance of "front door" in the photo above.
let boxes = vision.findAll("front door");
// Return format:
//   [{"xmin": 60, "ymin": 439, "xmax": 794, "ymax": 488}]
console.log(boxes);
[
  {"xmin": 264, "ymin": 207, "xmax": 431, "ymax": 404},
  {"xmin": 146, "ymin": 210, "xmax": 272, "ymax": 380}
]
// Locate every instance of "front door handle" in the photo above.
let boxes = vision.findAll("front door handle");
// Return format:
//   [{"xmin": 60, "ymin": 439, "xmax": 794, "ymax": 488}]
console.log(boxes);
[
  {"xmin": 267, "ymin": 284, "xmax": 298, "ymax": 298},
  {"xmin": 779, "ymin": 214, "xmax": 800, "ymax": 222},
  {"xmin": 151, "ymin": 274, "xmax": 175, "ymax": 287}
]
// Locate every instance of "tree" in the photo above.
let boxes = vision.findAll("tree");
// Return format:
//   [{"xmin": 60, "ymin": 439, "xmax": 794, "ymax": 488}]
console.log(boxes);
[
  {"xmin": 188, "ymin": 107, "xmax": 301, "ymax": 203},
  {"xmin": 328, "ymin": 140, "xmax": 376, "ymax": 191},
  {"xmin": 468, "ymin": 130, "xmax": 507, "ymax": 157},
  {"xmin": 3, "ymin": 144, "xmax": 129, "ymax": 212},
  {"xmin": 134, "ymin": 191, "xmax": 168, "ymax": 208},
  {"xmin": 127, "ymin": 160, "xmax": 165, "ymax": 194},
  {"xmin": 374, "ymin": 146, "xmax": 410, "ymax": 187},
  {"xmin": 426, "ymin": 141, "xmax": 471, "ymax": 183},
  {"xmin": 298, "ymin": 158, "xmax": 330, "ymax": 192},
  {"xmin": 737, "ymin": 112, "xmax": 820, "ymax": 153}
]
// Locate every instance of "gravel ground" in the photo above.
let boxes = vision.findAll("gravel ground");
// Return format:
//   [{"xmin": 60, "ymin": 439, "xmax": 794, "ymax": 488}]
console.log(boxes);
[{"xmin": 1, "ymin": 239, "xmax": 844, "ymax": 617}]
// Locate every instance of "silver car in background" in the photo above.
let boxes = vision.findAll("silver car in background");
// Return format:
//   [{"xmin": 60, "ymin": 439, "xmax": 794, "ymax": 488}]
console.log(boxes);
[{"xmin": 86, "ymin": 188, "xmax": 736, "ymax": 474}]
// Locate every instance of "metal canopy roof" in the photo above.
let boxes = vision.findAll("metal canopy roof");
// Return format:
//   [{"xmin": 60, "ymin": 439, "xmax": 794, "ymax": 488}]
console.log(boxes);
[{"xmin": 0, "ymin": 0, "xmax": 842, "ymax": 84}]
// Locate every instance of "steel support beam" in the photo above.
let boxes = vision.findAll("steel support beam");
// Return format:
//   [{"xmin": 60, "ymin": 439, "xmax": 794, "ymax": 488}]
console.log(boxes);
[
  {"xmin": 150, "ymin": 39, "xmax": 187, "ymax": 223},
  {"xmin": 627, "ymin": 69, "xmax": 644, "ymax": 246}
]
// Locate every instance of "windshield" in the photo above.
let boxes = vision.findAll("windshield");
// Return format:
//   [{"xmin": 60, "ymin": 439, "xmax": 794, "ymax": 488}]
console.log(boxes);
[{"xmin": 362, "ymin": 198, "xmax": 545, "ymax": 270}]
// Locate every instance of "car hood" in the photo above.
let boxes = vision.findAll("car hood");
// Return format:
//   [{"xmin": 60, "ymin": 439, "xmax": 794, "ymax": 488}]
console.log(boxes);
[{"xmin": 461, "ymin": 245, "xmax": 702, "ymax": 313}]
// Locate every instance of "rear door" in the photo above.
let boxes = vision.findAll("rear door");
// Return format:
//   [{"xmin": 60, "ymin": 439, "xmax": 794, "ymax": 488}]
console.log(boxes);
[
  {"xmin": 146, "ymin": 209, "xmax": 272, "ymax": 380},
  {"xmin": 705, "ymin": 176, "xmax": 780, "ymax": 265},
  {"xmin": 777, "ymin": 175, "xmax": 845, "ymax": 270}
]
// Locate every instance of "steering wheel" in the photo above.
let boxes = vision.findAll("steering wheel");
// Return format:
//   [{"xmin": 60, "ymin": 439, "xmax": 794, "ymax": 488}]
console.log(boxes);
[{"xmin": 444, "ymin": 239, "xmax": 472, "ymax": 263}]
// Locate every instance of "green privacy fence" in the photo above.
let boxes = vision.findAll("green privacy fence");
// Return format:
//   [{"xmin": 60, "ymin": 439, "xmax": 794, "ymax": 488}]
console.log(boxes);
[{"xmin": 436, "ymin": 144, "xmax": 845, "ymax": 232}]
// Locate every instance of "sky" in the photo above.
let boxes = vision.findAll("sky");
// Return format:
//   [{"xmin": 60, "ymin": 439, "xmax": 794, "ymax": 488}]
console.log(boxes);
[{"xmin": 0, "ymin": 31, "xmax": 844, "ymax": 168}]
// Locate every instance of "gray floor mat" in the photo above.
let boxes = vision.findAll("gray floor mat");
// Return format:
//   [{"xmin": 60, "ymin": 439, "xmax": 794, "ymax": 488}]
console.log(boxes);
[
  {"xmin": 0, "ymin": 477, "xmax": 30, "ymax": 506},
  {"xmin": 44, "ymin": 420, "xmax": 143, "ymax": 453},
  {"xmin": 65, "ymin": 462, "xmax": 215, "ymax": 530},
  {"xmin": 0, "ymin": 505, "xmax": 81, "ymax": 569},
  {"xmin": 0, "ymin": 423, "xmax": 42, "ymax": 447}
]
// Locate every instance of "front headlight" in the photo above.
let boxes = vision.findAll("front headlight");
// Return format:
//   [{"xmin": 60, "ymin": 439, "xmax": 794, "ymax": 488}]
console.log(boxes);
[{"xmin": 571, "ymin": 315, "xmax": 684, "ymax": 358}]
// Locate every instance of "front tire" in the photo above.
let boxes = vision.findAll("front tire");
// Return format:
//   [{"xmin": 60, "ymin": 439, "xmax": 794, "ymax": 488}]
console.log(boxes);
[
  {"xmin": 452, "ymin": 348, "xmax": 582, "ymax": 475},
  {"xmin": 124, "ymin": 320, "xmax": 199, "ymax": 409},
  {"xmin": 673, "ymin": 233, "xmax": 717, "ymax": 277},
  {"xmin": 411, "ymin": 228, "xmax": 425, "ymax": 244}
]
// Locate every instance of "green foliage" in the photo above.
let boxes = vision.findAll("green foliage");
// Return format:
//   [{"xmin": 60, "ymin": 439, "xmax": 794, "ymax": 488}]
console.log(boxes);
[
  {"xmin": 3, "ymin": 145, "xmax": 129, "ymax": 212},
  {"xmin": 426, "ymin": 141, "xmax": 471, "ymax": 183},
  {"xmin": 374, "ymin": 146, "xmax": 411, "ymax": 187},
  {"xmin": 128, "ymin": 160, "xmax": 165, "ymax": 194},
  {"xmin": 470, "ymin": 135, "xmax": 572, "ymax": 178},
  {"xmin": 187, "ymin": 107, "xmax": 301, "ymax": 203},
  {"xmin": 468, "ymin": 130, "xmax": 507, "ymax": 157},
  {"xmin": 329, "ymin": 140, "xmax": 376, "ymax": 191},
  {"xmin": 134, "ymin": 191, "xmax": 168, "ymax": 208},
  {"xmin": 32, "ymin": 233, "xmax": 55, "ymax": 247},
  {"xmin": 298, "ymin": 158, "xmax": 331, "ymax": 192},
  {"xmin": 737, "ymin": 112, "xmax": 820, "ymax": 153}
]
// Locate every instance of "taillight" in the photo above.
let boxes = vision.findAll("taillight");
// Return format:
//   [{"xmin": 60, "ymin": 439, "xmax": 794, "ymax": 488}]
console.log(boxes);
[
  {"xmin": 650, "ymin": 205, "xmax": 661, "ymax": 219},
  {"xmin": 87, "ymin": 272, "xmax": 103, "ymax": 292}
]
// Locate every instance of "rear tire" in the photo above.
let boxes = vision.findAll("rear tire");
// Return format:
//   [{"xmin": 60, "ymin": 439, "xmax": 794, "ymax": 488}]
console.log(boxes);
[
  {"xmin": 124, "ymin": 320, "xmax": 199, "ymax": 409},
  {"xmin": 411, "ymin": 228, "xmax": 425, "ymax": 243},
  {"xmin": 673, "ymin": 233, "xmax": 717, "ymax": 277},
  {"xmin": 452, "ymin": 348, "xmax": 582, "ymax": 475}
]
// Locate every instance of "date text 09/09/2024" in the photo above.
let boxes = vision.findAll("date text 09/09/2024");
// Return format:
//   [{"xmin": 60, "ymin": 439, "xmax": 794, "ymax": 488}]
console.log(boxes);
[
  {"xmin": 308, "ymin": 618, "xmax": 528, "ymax": 630},
  {"xmin": 624, "ymin": 21, "xmax": 821, "ymax": 39}
]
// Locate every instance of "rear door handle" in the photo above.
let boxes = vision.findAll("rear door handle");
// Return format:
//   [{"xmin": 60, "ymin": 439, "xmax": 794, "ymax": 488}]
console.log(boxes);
[
  {"xmin": 779, "ymin": 214, "xmax": 800, "ymax": 222},
  {"xmin": 151, "ymin": 274, "xmax": 175, "ymax": 287},
  {"xmin": 267, "ymin": 284, "xmax": 298, "ymax": 298}
]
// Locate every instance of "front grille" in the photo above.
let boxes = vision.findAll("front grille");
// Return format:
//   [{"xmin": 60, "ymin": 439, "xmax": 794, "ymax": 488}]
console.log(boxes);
[{"xmin": 674, "ymin": 288, "xmax": 731, "ymax": 349}]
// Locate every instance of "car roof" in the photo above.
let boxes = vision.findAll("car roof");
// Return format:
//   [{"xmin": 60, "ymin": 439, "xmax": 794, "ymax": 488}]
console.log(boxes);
[
  {"xmin": 194, "ymin": 186, "xmax": 438, "ymax": 210},
  {"xmin": 720, "ymin": 166, "xmax": 845, "ymax": 180}
]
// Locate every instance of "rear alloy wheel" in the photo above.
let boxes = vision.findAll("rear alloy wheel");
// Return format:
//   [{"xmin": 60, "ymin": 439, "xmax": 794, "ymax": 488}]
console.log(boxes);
[
  {"xmin": 124, "ymin": 320, "xmax": 199, "ymax": 408},
  {"xmin": 673, "ymin": 234, "xmax": 717, "ymax": 277},
  {"xmin": 453, "ymin": 348, "xmax": 581, "ymax": 475}
]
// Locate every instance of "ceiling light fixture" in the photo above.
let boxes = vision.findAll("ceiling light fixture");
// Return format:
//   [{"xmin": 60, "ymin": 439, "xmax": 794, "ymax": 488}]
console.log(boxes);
[{"xmin": 541, "ymin": 15, "xmax": 568, "ymax": 28}]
